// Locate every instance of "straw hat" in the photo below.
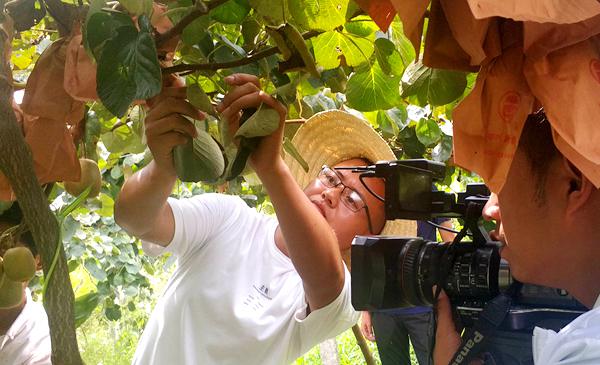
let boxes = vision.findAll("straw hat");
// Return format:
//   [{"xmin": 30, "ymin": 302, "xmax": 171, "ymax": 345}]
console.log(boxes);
[{"xmin": 284, "ymin": 110, "xmax": 417, "ymax": 237}]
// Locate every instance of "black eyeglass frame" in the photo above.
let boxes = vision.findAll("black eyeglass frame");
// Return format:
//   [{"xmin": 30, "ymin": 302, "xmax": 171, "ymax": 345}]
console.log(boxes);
[{"xmin": 317, "ymin": 165, "xmax": 376, "ymax": 234}]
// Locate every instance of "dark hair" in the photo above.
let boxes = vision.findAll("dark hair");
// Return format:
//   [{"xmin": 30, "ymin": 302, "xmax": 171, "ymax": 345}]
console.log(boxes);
[
  {"xmin": 0, "ymin": 202, "xmax": 36, "ymax": 256},
  {"xmin": 518, "ymin": 109, "xmax": 560, "ymax": 203}
]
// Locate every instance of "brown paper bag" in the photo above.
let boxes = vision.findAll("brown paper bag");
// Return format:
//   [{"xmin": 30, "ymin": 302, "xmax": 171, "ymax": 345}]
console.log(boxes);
[
  {"xmin": 64, "ymin": 31, "xmax": 98, "ymax": 101},
  {"xmin": 23, "ymin": 115, "xmax": 81, "ymax": 185},
  {"xmin": 524, "ymin": 35, "xmax": 600, "ymax": 187},
  {"xmin": 389, "ymin": 0, "xmax": 429, "ymax": 56},
  {"xmin": 453, "ymin": 46, "xmax": 535, "ymax": 192},
  {"xmin": 424, "ymin": 0, "xmax": 479, "ymax": 71},
  {"xmin": 524, "ymin": 14, "xmax": 600, "ymax": 58},
  {"xmin": 467, "ymin": 0, "xmax": 600, "ymax": 24},
  {"xmin": 354, "ymin": 0, "xmax": 396, "ymax": 32}
]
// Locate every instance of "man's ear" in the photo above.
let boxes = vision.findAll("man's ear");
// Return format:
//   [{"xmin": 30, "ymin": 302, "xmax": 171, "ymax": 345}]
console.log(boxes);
[{"xmin": 562, "ymin": 157, "xmax": 594, "ymax": 217}]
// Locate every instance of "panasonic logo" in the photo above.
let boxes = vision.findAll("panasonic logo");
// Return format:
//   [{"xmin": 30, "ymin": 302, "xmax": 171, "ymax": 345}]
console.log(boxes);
[{"xmin": 450, "ymin": 331, "xmax": 484, "ymax": 365}]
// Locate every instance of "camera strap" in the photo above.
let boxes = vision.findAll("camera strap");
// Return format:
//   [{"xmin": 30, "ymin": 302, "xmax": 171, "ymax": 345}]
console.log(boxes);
[{"xmin": 448, "ymin": 282, "xmax": 522, "ymax": 365}]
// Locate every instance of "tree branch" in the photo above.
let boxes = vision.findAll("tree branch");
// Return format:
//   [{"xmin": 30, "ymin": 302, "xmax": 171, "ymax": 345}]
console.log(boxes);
[
  {"xmin": 155, "ymin": 0, "xmax": 230, "ymax": 46},
  {"xmin": 0, "ymin": 15, "xmax": 82, "ymax": 365},
  {"xmin": 162, "ymin": 30, "xmax": 323, "ymax": 75},
  {"xmin": 163, "ymin": 45, "xmax": 279, "ymax": 74}
]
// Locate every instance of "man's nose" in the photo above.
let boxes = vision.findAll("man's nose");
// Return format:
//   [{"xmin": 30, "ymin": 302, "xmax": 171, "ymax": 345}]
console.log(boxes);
[
  {"xmin": 482, "ymin": 193, "xmax": 501, "ymax": 221},
  {"xmin": 321, "ymin": 186, "xmax": 342, "ymax": 207}
]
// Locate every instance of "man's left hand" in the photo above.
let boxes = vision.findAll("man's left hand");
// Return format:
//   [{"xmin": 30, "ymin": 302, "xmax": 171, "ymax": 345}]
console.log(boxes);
[{"xmin": 216, "ymin": 73, "xmax": 287, "ymax": 176}]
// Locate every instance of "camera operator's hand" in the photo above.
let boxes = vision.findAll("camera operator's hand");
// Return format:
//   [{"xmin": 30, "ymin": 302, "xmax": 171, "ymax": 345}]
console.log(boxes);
[
  {"xmin": 359, "ymin": 311, "xmax": 376, "ymax": 341},
  {"xmin": 434, "ymin": 290, "xmax": 485, "ymax": 365},
  {"xmin": 216, "ymin": 73, "xmax": 287, "ymax": 177},
  {"xmin": 434, "ymin": 290, "xmax": 462, "ymax": 365}
]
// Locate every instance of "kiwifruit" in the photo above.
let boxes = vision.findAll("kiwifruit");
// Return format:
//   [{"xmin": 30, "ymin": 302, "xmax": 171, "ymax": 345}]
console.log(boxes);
[
  {"xmin": 64, "ymin": 158, "xmax": 102, "ymax": 198},
  {"xmin": 3, "ymin": 247, "xmax": 36, "ymax": 282},
  {"xmin": 0, "ymin": 274, "xmax": 24, "ymax": 309}
]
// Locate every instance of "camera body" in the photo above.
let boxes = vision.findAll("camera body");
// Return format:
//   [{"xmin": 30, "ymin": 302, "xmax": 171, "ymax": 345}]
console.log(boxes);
[
  {"xmin": 352, "ymin": 236, "xmax": 584, "ymax": 331},
  {"xmin": 348, "ymin": 160, "xmax": 586, "ymax": 364}
]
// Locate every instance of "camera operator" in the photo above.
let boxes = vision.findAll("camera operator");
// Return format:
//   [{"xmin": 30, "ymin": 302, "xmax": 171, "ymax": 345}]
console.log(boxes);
[{"xmin": 434, "ymin": 111, "xmax": 600, "ymax": 363}]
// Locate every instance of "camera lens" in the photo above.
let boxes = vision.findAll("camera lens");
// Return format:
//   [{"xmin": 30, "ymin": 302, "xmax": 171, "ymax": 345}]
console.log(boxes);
[{"xmin": 396, "ymin": 240, "xmax": 501, "ymax": 307}]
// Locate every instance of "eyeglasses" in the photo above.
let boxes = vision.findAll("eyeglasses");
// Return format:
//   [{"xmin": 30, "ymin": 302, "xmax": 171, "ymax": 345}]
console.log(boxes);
[{"xmin": 317, "ymin": 165, "xmax": 376, "ymax": 234}]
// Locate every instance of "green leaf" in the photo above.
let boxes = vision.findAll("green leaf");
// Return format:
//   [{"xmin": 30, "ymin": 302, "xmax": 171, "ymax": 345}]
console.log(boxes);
[
  {"xmin": 96, "ymin": 19, "xmax": 161, "ymax": 117},
  {"xmin": 283, "ymin": 137, "xmax": 309, "ymax": 172},
  {"xmin": 385, "ymin": 106, "xmax": 409, "ymax": 130},
  {"xmin": 428, "ymin": 68, "xmax": 468, "ymax": 106},
  {"xmin": 321, "ymin": 67, "xmax": 347, "ymax": 93},
  {"xmin": 302, "ymin": 93, "xmax": 337, "ymax": 114},
  {"xmin": 84, "ymin": 11, "xmax": 134, "ymax": 60},
  {"xmin": 242, "ymin": 18, "xmax": 262, "ymax": 46},
  {"xmin": 211, "ymin": 0, "xmax": 251, "ymax": 24},
  {"xmin": 187, "ymin": 83, "xmax": 215, "ymax": 115},
  {"xmin": 377, "ymin": 110, "xmax": 397, "ymax": 138},
  {"xmin": 313, "ymin": 31, "xmax": 374, "ymax": 70},
  {"xmin": 346, "ymin": 62, "xmax": 401, "ymax": 112},
  {"xmin": 344, "ymin": 15, "xmax": 378, "ymax": 37},
  {"xmin": 249, "ymin": 0, "xmax": 287, "ymax": 25},
  {"xmin": 101, "ymin": 126, "xmax": 145, "ymax": 154},
  {"xmin": 97, "ymin": 193, "xmax": 115, "ymax": 218},
  {"xmin": 432, "ymin": 134, "xmax": 453, "ymax": 162},
  {"xmin": 74, "ymin": 292, "xmax": 100, "ymax": 328},
  {"xmin": 104, "ymin": 305, "xmax": 122, "ymax": 321},
  {"xmin": 119, "ymin": 0, "xmax": 153, "ymax": 16},
  {"xmin": 84, "ymin": 258, "xmax": 107, "ymax": 281},
  {"xmin": 398, "ymin": 126, "xmax": 426, "ymax": 158},
  {"xmin": 234, "ymin": 105, "xmax": 280, "ymax": 139},
  {"xmin": 11, "ymin": 46, "xmax": 35, "ymax": 70},
  {"xmin": 415, "ymin": 118, "xmax": 442, "ymax": 146},
  {"xmin": 288, "ymin": 0, "xmax": 349, "ymax": 31},
  {"xmin": 390, "ymin": 20, "xmax": 416, "ymax": 67},
  {"xmin": 401, "ymin": 61, "xmax": 467, "ymax": 107},
  {"xmin": 181, "ymin": 16, "xmax": 211, "ymax": 46},
  {"xmin": 374, "ymin": 38, "xmax": 405, "ymax": 77}
]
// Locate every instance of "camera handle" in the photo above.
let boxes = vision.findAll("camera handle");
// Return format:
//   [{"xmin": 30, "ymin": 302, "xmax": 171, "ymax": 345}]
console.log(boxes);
[{"xmin": 445, "ymin": 281, "xmax": 523, "ymax": 365}]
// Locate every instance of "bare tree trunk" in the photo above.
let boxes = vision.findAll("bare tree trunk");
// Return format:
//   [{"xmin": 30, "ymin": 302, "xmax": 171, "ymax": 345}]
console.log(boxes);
[
  {"xmin": 353, "ymin": 324, "xmax": 377, "ymax": 365},
  {"xmin": 0, "ymin": 9, "xmax": 82, "ymax": 365}
]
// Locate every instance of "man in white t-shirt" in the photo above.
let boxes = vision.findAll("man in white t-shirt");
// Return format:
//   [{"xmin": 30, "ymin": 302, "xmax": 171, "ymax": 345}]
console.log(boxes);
[
  {"xmin": 0, "ymin": 204, "xmax": 51, "ymax": 365},
  {"xmin": 115, "ymin": 73, "xmax": 415, "ymax": 364}
]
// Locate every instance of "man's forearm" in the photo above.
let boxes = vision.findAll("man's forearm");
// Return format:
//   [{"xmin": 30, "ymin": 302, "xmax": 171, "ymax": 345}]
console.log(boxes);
[
  {"xmin": 259, "ymin": 158, "xmax": 344, "ymax": 309},
  {"xmin": 114, "ymin": 161, "xmax": 177, "ymax": 237}
]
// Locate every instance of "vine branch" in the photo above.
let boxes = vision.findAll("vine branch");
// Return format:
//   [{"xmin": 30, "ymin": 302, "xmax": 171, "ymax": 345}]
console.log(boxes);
[
  {"xmin": 162, "ymin": 30, "xmax": 323, "ymax": 75},
  {"xmin": 0, "ymin": 13, "xmax": 82, "ymax": 364},
  {"xmin": 155, "ymin": 0, "xmax": 229, "ymax": 46}
]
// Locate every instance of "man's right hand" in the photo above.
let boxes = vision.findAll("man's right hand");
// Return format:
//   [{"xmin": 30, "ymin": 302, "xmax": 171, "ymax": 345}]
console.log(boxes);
[
  {"xmin": 145, "ymin": 86, "xmax": 204, "ymax": 178},
  {"xmin": 360, "ymin": 311, "xmax": 376, "ymax": 341},
  {"xmin": 114, "ymin": 81, "xmax": 203, "ymax": 245}
]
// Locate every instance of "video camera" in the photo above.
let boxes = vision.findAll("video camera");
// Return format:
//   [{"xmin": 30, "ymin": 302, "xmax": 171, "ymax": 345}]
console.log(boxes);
[{"xmin": 347, "ymin": 160, "xmax": 586, "ymax": 364}]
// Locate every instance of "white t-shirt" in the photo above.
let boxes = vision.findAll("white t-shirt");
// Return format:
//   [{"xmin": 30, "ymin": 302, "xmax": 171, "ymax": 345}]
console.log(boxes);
[
  {"xmin": 533, "ymin": 295, "xmax": 600, "ymax": 364},
  {"xmin": 0, "ymin": 289, "xmax": 51, "ymax": 365},
  {"xmin": 133, "ymin": 194, "xmax": 359, "ymax": 365}
]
